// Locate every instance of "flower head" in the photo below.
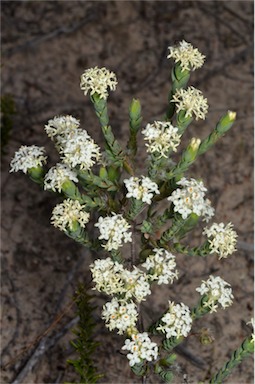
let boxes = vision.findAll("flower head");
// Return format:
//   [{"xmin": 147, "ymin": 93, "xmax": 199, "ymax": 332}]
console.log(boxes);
[
  {"xmin": 142, "ymin": 248, "xmax": 179, "ymax": 285},
  {"xmin": 59, "ymin": 129, "xmax": 101, "ymax": 170},
  {"xmin": 122, "ymin": 332, "xmax": 158, "ymax": 367},
  {"xmin": 90, "ymin": 258, "xmax": 150, "ymax": 302},
  {"xmin": 196, "ymin": 275, "xmax": 234, "ymax": 313},
  {"xmin": 10, "ymin": 145, "xmax": 47, "ymax": 174},
  {"xmin": 121, "ymin": 268, "xmax": 151, "ymax": 302},
  {"xmin": 102, "ymin": 298, "xmax": 138, "ymax": 335},
  {"xmin": 141, "ymin": 121, "xmax": 181, "ymax": 158},
  {"xmin": 90, "ymin": 258, "xmax": 126, "ymax": 296},
  {"xmin": 51, "ymin": 198, "xmax": 89, "ymax": 232},
  {"xmin": 168, "ymin": 177, "xmax": 214, "ymax": 222},
  {"xmin": 172, "ymin": 86, "xmax": 208, "ymax": 120},
  {"xmin": 44, "ymin": 163, "xmax": 78, "ymax": 192},
  {"xmin": 95, "ymin": 213, "xmax": 132, "ymax": 251},
  {"xmin": 123, "ymin": 176, "xmax": 160, "ymax": 205},
  {"xmin": 167, "ymin": 40, "xmax": 205, "ymax": 71},
  {"xmin": 157, "ymin": 301, "xmax": 192, "ymax": 338},
  {"xmin": 203, "ymin": 222, "xmax": 238, "ymax": 259},
  {"xmin": 80, "ymin": 66, "xmax": 117, "ymax": 99},
  {"xmin": 45, "ymin": 115, "xmax": 80, "ymax": 139}
]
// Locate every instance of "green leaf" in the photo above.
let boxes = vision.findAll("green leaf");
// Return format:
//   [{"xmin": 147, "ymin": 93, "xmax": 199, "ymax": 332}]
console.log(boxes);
[
  {"xmin": 66, "ymin": 283, "xmax": 103, "ymax": 383},
  {"xmin": 198, "ymin": 111, "xmax": 236, "ymax": 156}
]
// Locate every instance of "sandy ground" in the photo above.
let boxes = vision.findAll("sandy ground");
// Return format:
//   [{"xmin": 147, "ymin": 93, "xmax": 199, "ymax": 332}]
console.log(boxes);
[{"xmin": 1, "ymin": 1, "xmax": 254, "ymax": 384}]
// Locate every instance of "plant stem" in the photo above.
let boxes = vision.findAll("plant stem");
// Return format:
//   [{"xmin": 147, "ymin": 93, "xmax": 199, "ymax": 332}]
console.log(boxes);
[
  {"xmin": 131, "ymin": 222, "xmax": 136, "ymax": 267},
  {"xmin": 208, "ymin": 336, "xmax": 254, "ymax": 383},
  {"xmin": 172, "ymin": 241, "xmax": 211, "ymax": 257}
]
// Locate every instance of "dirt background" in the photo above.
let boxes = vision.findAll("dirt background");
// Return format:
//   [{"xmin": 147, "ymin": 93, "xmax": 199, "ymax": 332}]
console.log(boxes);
[{"xmin": 1, "ymin": 1, "xmax": 254, "ymax": 384}]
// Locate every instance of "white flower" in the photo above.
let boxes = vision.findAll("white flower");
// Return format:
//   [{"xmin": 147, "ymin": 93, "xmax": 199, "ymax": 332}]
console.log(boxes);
[
  {"xmin": 102, "ymin": 298, "xmax": 138, "ymax": 335},
  {"xmin": 141, "ymin": 248, "xmax": 179, "ymax": 285},
  {"xmin": 247, "ymin": 318, "xmax": 254, "ymax": 343},
  {"xmin": 10, "ymin": 145, "xmax": 47, "ymax": 174},
  {"xmin": 157, "ymin": 301, "xmax": 192, "ymax": 338},
  {"xmin": 167, "ymin": 177, "xmax": 214, "ymax": 222},
  {"xmin": 44, "ymin": 115, "xmax": 80, "ymax": 139},
  {"xmin": 123, "ymin": 176, "xmax": 160, "ymax": 205},
  {"xmin": 167, "ymin": 40, "xmax": 205, "ymax": 71},
  {"xmin": 121, "ymin": 268, "xmax": 151, "ymax": 302},
  {"xmin": 80, "ymin": 66, "xmax": 117, "ymax": 100},
  {"xmin": 203, "ymin": 222, "xmax": 238, "ymax": 259},
  {"xmin": 44, "ymin": 163, "xmax": 78, "ymax": 192},
  {"xmin": 122, "ymin": 332, "xmax": 158, "ymax": 367},
  {"xmin": 172, "ymin": 86, "xmax": 208, "ymax": 120},
  {"xmin": 58, "ymin": 129, "xmax": 101, "ymax": 170},
  {"xmin": 90, "ymin": 258, "xmax": 150, "ymax": 302},
  {"xmin": 196, "ymin": 275, "xmax": 234, "ymax": 313},
  {"xmin": 95, "ymin": 213, "xmax": 132, "ymax": 251},
  {"xmin": 51, "ymin": 198, "xmax": 89, "ymax": 232},
  {"xmin": 141, "ymin": 121, "xmax": 181, "ymax": 158},
  {"xmin": 90, "ymin": 258, "xmax": 126, "ymax": 296}
]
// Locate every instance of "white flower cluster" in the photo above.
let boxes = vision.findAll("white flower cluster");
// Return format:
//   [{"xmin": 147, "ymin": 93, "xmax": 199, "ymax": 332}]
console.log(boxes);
[
  {"xmin": 45, "ymin": 115, "xmax": 80, "ymax": 139},
  {"xmin": 141, "ymin": 121, "xmax": 181, "ymax": 158},
  {"xmin": 59, "ymin": 129, "xmax": 101, "ymax": 170},
  {"xmin": 44, "ymin": 163, "xmax": 78, "ymax": 192},
  {"xmin": 123, "ymin": 176, "xmax": 160, "ymax": 205},
  {"xmin": 168, "ymin": 177, "xmax": 214, "ymax": 222},
  {"xmin": 121, "ymin": 268, "xmax": 151, "ymax": 302},
  {"xmin": 51, "ymin": 198, "xmax": 90, "ymax": 232},
  {"xmin": 172, "ymin": 86, "xmax": 208, "ymax": 120},
  {"xmin": 45, "ymin": 115, "xmax": 101, "ymax": 171},
  {"xmin": 10, "ymin": 145, "xmax": 47, "ymax": 174},
  {"xmin": 90, "ymin": 257, "xmax": 126, "ymax": 296},
  {"xmin": 196, "ymin": 275, "xmax": 234, "ymax": 313},
  {"xmin": 122, "ymin": 332, "xmax": 158, "ymax": 367},
  {"xmin": 90, "ymin": 258, "xmax": 151, "ymax": 302},
  {"xmin": 157, "ymin": 301, "xmax": 192, "ymax": 338},
  {"xmin": 142, "ymin": 248, "xmax": 179, "ymax": 285},
  {"xmin": 80, "ymin": 66, "xmax": 117, "ymax": 100},
  {"xmin": 203, "ymin": 222, "xmax": 238, "ymax": 259},
  {"xmin": 102, "ymin": 298, "xmax": 138, "ymax": 335},
  {"xmin": 167, "ymin": 40, "xmax": 206, "ymax": 72},
  {"xmin": 95, "ymin": 213, "xmax": 132, "ymax": 251}
]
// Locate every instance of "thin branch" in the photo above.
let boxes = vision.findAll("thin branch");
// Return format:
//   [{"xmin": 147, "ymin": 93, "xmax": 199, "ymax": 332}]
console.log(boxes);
[{"xmin": 11, "ymin": 317, "xmax": 78, "ymax": 384}]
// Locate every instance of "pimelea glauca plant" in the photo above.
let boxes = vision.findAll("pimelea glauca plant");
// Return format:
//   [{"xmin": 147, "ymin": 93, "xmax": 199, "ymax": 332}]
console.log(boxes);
[{"xmin": 10, "ymin": 40, "xmax": 254, "ymax": 383}]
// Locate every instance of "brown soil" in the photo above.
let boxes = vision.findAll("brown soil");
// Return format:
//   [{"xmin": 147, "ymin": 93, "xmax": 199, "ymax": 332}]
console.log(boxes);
[{"xmin": 1, "ymin": 1, "xmax": 254, "ymax": 384}]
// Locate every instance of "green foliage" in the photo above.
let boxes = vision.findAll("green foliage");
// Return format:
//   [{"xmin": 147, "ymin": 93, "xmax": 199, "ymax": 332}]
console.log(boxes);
[
  {"xmin": 66, "ymin": 284, "xmax": 103, "ymax": 384},
  {"xmin": 209, "ymin": 336, "xmax": 254, "ymax": 383},
  {"xmin": 1, "ymin": 94, "xmax": 16, "ymax": 153},
  {"xmin": 131, "ymin": 360, "xmax": 147, "ymax": 376}
]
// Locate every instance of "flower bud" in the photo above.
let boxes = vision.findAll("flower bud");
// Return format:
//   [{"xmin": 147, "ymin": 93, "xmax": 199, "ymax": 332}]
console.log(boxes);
[
  {"xmin": 228, "ymin": 110, "xmax": 236, "ymax": 121},
  {"xmin": 99, "ymin": 166, "xmax": 108, "ymax": 179},
  {"xmin": 217, "ymin": 110, "xmax": 237, "ymax": 133},
  {"xmin": 28, "ymin": 166, "xmax": 45, "ymax": 183},
  {"xmin": 190, "ymin": 137, "xmax": 201, "ymax": 151},
  {"xmin": 183, "ymin": 137, "xmax": 201, "ymax": 163},
  {"xmin": 129, "ymin": 98, "xmax": 141, "ymax": 119},
  {"xmin": 172, "ymin": 63, "xmax": 190, "ymax": 90},
  {"xmin": 61, "ymin": 179, "xmax": 81, "ymax": 200}
]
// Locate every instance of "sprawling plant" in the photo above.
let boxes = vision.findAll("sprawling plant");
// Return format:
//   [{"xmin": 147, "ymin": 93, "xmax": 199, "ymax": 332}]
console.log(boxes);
[{"xmin": 10, "ymin": 40, "xmax": 254, "ymax": 383}]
